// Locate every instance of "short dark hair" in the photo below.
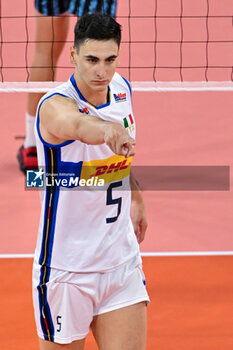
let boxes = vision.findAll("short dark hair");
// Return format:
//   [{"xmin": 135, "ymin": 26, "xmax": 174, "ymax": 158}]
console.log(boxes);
[{"xmin": 74, "ymin": 13, "xmax": 121, "ymax": 51}]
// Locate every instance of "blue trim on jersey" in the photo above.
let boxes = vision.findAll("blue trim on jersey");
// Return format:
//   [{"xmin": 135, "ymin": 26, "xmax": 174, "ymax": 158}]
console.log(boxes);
[
  {"xmin": 70, "ymin": 74, "xmax": 111, "ymax": 109},
  {"xmin": 70, "ymin": 74, "xmax": 85, "ymax": 101},
  {"xmin": 38, "ymin": 145, "xmax": 49, "ymax": 266},
  {"xmin": 57, "ymin": 160, "xmax": 83, "ymax": 188},
  {"xmin": 47, "ymin": 148, "xmax": 61, "ymax": 266},
  {"xmin": 38, "ymin": 265, "xmax": 54, "ymax": 341},
  {"xmin": 122, "ymin": 76, "xmax": 132, "ymax": 96},
  {"xmin": 38, "ymin": 264, "xmax": 50, "ymax": 286},
  {"xmin": 38, "ymin": 283, "xmax": 55, "ymax": 341},
  {"xmin": 44, "ymin": 288, "xmax": 55, "ymax": 342},
  {"xmin": 36, "ymin": 93, "xmax": 75, "ymax": 148},
  {"xmin": 46, "ymin": 300, "xmax": 55, "ymax": 342},
  {"xmin": 39, "ymin": 146, "xmax": 61, "ymax": 267}
]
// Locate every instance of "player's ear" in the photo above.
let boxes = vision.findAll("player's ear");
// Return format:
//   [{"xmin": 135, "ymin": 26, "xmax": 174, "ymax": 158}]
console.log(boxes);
[{"xmin": 70, "ymin": 46, "xmax": 77, "ymax": 64}]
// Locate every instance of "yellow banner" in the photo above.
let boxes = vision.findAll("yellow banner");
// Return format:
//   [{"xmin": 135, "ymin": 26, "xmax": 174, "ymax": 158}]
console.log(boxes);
[{"xmin": 81, "ymin": 155, "xmax": 132, "ymax": 184}]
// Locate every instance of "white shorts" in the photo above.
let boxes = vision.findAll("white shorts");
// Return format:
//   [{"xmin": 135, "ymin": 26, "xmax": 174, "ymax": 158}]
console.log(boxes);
[{"xmin": 32, "ymin": 257, "xmax": 150, "ymax": 344}]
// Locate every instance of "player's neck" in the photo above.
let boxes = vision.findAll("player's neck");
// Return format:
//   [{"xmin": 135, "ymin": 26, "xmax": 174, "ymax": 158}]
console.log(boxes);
[
  {"xmin": 84, "ymin": 89, "xmax": 108, "ymax": 107},
  {"xmin": 74, "ymin": 74, "xmax": 109, "ymax": 107}
]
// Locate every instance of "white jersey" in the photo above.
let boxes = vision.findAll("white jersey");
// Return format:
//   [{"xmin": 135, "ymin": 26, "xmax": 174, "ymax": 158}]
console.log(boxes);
[{"xmin": 34, "ymin": 72, "xmax": 141, "ymax": 273}]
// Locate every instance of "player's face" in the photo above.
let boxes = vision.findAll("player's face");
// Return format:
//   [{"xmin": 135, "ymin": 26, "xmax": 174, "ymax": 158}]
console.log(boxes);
[{"xmin": 71, "ymin": 39, "xmax": 119, "ymax": 92}]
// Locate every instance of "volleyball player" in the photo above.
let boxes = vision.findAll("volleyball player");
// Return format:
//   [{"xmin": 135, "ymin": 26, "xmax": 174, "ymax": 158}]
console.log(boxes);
[
  {"xmin": 32, "ymin": 13, "xmax": 149, "ymax": 350},
  {"xmin": 17, "ymin": 0, "xmax": 117, "ymax": 172}
]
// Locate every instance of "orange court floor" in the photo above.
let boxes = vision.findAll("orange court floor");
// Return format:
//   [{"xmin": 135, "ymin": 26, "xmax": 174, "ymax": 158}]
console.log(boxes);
[{"xmin": 1, "ymin": 256, "xmax": 233, "ymax": 350}]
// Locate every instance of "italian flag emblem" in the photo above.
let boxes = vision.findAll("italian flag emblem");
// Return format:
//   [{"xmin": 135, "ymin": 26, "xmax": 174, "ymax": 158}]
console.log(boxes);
[{"xmin": 123, "ymin": 114, "xmax": 134, "ymax": 128}]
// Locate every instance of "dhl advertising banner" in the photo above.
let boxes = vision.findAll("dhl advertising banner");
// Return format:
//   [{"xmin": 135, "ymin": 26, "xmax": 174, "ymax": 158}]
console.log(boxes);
[{"xmin": 81, "ymin": 155, "xmax": 132, "ymax": 184}]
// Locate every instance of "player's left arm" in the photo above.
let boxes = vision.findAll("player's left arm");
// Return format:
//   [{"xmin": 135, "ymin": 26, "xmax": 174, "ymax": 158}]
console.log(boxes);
[{"xmin": 130, "ymin": 171, "xmax": 148, "ymax": 243}]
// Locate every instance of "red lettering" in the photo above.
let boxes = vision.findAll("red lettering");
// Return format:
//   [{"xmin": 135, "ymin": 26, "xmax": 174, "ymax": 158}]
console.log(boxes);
[
  {"xmin": 118, "ymin": 93, "xmax": 126, "ymax": 99},
  {"xmin": 90, "ymin": 160, "xmax": 131, "ymax": 178},
  {"xmin": 90, "ymin": 165, "xmax": 108, "ymax": 178},
  {"xmin": 107, "ymin": 162, "xmax": 122, "ymax": 174},
  {"xmin": 119, "ymin": 159, "xmax": 129, "ymax": 170}
]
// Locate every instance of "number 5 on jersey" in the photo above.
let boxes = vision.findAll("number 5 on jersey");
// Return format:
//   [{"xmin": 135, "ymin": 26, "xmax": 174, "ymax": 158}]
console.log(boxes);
[{"xmin": 106, "ymin": 181, "xmax": 122, "ymax": 223}]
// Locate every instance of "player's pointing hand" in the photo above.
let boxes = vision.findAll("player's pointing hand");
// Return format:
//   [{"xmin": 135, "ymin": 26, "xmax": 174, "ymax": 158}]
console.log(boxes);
[{"xmin": 104, "ymin": 123, "xmax": 135, "ymax": 157}]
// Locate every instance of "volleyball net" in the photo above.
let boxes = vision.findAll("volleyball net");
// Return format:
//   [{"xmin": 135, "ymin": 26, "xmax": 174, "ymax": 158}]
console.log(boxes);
[{"xmin": 0, "ymin": 0, "xmax": 232, "ymax": 92}]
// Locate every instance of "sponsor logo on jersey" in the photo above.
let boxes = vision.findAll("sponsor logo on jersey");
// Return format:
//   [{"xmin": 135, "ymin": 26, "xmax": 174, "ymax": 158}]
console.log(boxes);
[
  {"xmin": 26, "ymin": 168, "xmax": 44, "ymax": 188},
  {"xmin": 113, "ymin": 92, "xmax": 127, "ymax": 102},
  {"xmin": 79, "ymin": 107, "xmax": 90, "ymax": 114},
  {"xmin": 90, "ymin": 159, "xmax": 130, "ymax": 178},
  {"xmin": 81, "ymin": 155, "xmax": 132, "ymax": 184}
]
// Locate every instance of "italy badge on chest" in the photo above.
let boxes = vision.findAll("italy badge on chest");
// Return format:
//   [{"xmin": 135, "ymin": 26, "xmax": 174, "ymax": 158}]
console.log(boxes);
[{"xmin": 123, "ymin": 114, "xmax": 135, "ymax": 133}]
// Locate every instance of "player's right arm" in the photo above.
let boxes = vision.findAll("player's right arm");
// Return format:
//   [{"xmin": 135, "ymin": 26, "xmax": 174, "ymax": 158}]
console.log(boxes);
[{"xmin": 39, "ymin": 94, "xmax": 135, "ymax": 158}]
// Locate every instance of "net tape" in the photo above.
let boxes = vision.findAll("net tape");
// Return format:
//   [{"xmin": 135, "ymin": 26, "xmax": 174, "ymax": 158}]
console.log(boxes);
[{"xmin": 0, "ymin": 81, "xmax": 233, "ymax": 92}]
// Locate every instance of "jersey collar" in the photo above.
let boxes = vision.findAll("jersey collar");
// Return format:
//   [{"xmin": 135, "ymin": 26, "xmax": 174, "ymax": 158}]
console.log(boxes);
[{"xmin": 70, "ymin": 74, "xmax": 111, "ymax": 110}]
